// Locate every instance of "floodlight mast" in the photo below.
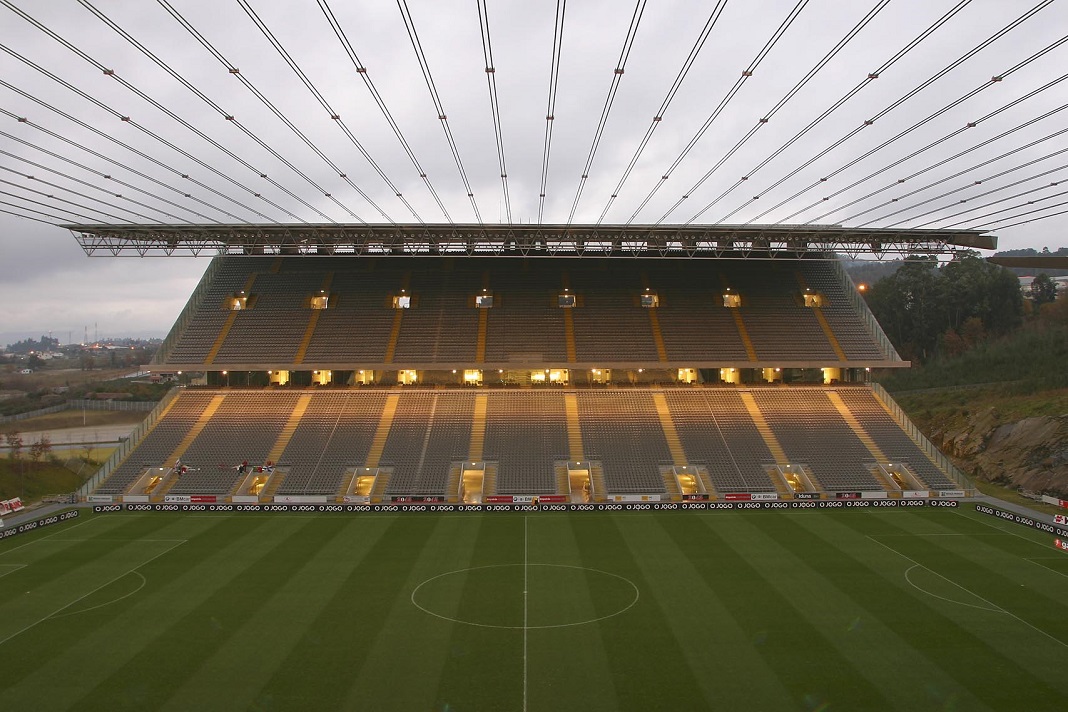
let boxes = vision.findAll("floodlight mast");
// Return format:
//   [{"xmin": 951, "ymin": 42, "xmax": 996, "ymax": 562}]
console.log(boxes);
[{"xmin": 65, "ymin": 223, "xmax": 995, "ymax": 259}]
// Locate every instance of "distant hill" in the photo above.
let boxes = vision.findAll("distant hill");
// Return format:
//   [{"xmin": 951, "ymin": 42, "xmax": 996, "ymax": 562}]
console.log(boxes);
[{"xmin": 840, "ymin": 258, "xmax": 903, "ymax": 286}]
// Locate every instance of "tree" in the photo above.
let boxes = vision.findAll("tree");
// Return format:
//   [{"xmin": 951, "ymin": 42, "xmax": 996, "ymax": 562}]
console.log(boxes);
[
  {"xmin": 939, "ymin": 253, "xmax": 1023, "ymax": 336},
  {"xmin": 1031, "ymin": 273, "xmax": 1058, "ymax": 307},
  {"xmin": 29, "ymin": 435, "xmax": 52, "ymax": 465},
  {"xmin": 866, "ymin": 258, "xmax": 944, "ymax": 362},
  {"xmin": 4, "ymin": 431, "xmax": 24, "ymax": 497},
  {"xmin": 4, "ymin": 431, "xmax": 23, "ymax": 464}
]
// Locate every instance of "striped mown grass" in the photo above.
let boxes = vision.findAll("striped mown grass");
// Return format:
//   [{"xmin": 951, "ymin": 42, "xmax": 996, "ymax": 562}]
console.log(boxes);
[{"xmin": 1, "ymin": 505, "xmax": 1066, "ymax": 711}]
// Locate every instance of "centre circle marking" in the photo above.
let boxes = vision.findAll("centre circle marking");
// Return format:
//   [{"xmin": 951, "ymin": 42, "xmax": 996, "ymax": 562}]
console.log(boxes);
[{"xmin": 411, "ymin": 563, "xmax": 639, "ymax": 629}]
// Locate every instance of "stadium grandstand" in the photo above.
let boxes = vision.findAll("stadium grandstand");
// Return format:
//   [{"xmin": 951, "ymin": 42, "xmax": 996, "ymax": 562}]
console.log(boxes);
[{"xmin": 77, "ymin": 222, "xmax": 984, "ymax": 506}]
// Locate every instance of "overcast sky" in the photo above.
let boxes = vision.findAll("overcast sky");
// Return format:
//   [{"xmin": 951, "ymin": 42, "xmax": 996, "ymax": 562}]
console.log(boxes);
[{"xmin": 1, "ymin": 0, "xmax": 1067, "ymax": 344}]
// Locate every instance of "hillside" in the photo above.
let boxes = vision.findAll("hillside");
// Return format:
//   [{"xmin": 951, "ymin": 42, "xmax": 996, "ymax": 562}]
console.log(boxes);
[{"xmin": 880, "ymin": 324, "xmax": 1068, "ymax": 498}]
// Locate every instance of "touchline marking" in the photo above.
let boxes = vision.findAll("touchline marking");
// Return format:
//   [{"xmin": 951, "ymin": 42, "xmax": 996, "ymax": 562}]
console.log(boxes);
[
  {"xmin": 1027, "ymin": 558, "xmax": 1068, "ymax": 579},
  {"xmin": 950, "ymin": 508, "xmax": 1055, "ymax": 551},
  {"xmin": 0, "ymin": 563, "xmax": 26, "ymax": 579},
  {"xmin": 869, "ymin": 535, "xmax": 1068, "ymax": 650},
  {"xmin": 0, "ymin": 515, "xmax": 103, "ymax": 558},
  {"xmin": 523, "ymin": 515, "xmax": 529, "ymax": 712},
  {"xmin": 0, "ymin": 539, "xmax": 185, "ymax": 648}
]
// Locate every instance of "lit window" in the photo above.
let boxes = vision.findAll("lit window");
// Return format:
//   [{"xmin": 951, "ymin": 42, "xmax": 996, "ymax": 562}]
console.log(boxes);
[
  {"xmin": 475, "ymin": 294, "xmax": 494, "ymax": 308},
  {"xmin": 641, "ymin": 291, "xmax": 659, "ymax": 308},
  {"xmin": 310, "ymin": 291, "xmax": 330, "ymax": 310},
  {"xmin": 228, "ymin": 291, "xmax": 249, "ymax": 310},
  {"xmin": 802, "ymin": 290, "xmax": 825, "ymax": 308},
  {"xmin": 393, "ymin": 295, "xmax": 411, "ymax": 309},
  {"xmin": 558, "ymin": 293, "xmax": 576, "ymax": 308},
  {"xmin": 722, "ymin": 290, "xmax": 741, "ymax": 308}
]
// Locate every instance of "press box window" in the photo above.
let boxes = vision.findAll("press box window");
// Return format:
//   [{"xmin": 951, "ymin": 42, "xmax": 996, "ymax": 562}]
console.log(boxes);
[
  {"xmin": 392, "ymin": 294, "xmax": 411, "ymax": 309},
  {"xmin": 558, "ymin": 293, "xmax": 576, "ymax": 308},
  {"xmin": 310, "ymin": 291, "xmax": 331, "ymax": 310},
  {"xmin": 802, "ymin": 290, "xmax": 826, "ymax": 307},
  {"xmin": 722, "ymin": 289, "xmax": 741, "ymax": 308},
  {"xmin": 641, "ymin": 291, "xmax": 659, "ymax": 308},
  {"xmin": 475, "ymin": 294, "xmax": 494, "ymax": 308}
]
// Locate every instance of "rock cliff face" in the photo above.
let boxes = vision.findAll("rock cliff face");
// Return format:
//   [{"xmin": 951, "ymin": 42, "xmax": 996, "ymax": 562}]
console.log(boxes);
[{"xmin": 928, "ymin": 408, "xmax": 1068, "ymax": 497}]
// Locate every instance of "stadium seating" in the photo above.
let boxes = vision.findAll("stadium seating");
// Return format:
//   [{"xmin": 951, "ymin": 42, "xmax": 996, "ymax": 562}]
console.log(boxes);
[
  {"xmin": 84, "ymin": 251, "xmax": 971, "ymax": 504},
  {"xmin": 155, "ymin": 256, "xmax": 899, "ymax": 369},
  {"xmin": 93, "ymin": 385, "xmax": 958, "ymax": 499}
]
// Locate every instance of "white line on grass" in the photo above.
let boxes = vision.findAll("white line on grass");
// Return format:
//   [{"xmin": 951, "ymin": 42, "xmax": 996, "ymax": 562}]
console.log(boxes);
[
  {"xmin": 876, "ymin": 533, "xmax": 1011, "ymax": 537},
  {"xmin": 0, "ymin": 538, "xmax": 186, "ymax": 648},
  {"xmin": 1027, "ymin": 558, "xmax": 1068, "ymax": 579},
  {"xmin": 869, "ymin": 535, "xmax": 1068, "ymax": 651},
  {"xmin": 410, "ymin": 564, "xmax": 639, "ymax": 629},
  {"xmin": 0, "ymin": 515, "xmax": 103, "ymax": 558},
  {"xmin": 0, "ymin": 563, "xmax": 26, "ymax": 579},
  {"xmin": 902, "ymin": 564, "xmax": 1001, "ymax": 612},
  {"xmin": 44, "ymin": 538, "xmax": 188, "ymax": 543},
  {"xmin": 49, "ymin": 571, "xmax": 147, "ymax": 619},
  {"xmin": 523, "ymin": 514, "xmax": 528, "ymax": 712},
  {"xmin": 950, "ymin": 509, "xmax": 1057, "ymax": 551}
]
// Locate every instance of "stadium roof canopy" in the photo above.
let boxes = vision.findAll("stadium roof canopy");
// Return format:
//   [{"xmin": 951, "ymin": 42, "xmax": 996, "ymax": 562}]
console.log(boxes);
[
  {"xmin": 987, "ymin": 255, "xmax": 1068, "ymax": 270},
  {"xmin": 66, "ymin": 223, "xmax": 995, "ymax": 258}
]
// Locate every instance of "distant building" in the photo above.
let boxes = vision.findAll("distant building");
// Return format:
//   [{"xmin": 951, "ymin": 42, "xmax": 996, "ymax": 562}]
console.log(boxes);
[{"xmin": 1018, "ymin": 275, "xmax": 1068, "ymax": 295}]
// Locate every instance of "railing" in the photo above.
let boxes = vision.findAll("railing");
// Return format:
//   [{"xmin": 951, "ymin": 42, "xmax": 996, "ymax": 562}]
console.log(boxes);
[
  {"xmin": 830, "ymin": 259, "xmax": 902, "ymax": 362},
  {"xmin": 1, "ymin": 399, "xmax": 157, "ymax": 425},
  {"xmin": 151, "ymin": 253, "xmax": 224, "ymax": 365},
  {"xmin": 869, "ymin": 382, "xmax": 974, "ymax": 492},
  {"xmin": 76, "ymin": 387, "xmax": 182, "ymax": 497}
]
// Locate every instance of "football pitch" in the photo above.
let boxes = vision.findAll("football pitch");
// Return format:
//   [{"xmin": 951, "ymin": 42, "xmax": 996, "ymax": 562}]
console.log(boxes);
[{"xmin": 2, "ymin": 505, "xmax": 1067, "ymax": 711}]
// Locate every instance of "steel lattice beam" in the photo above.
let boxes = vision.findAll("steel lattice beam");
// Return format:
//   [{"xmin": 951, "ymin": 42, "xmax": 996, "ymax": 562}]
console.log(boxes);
[{"xmin": 66, "ymin": 223, "xmax": 996, "ymax": 258}]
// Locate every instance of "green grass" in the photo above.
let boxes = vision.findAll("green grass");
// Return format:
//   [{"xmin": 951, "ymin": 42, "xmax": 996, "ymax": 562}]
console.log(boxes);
[
  {"xmin": 0, "ymin": 460, "xmax": 85, "ymax": 502},
  {"xmin": 2, "ymin": 507, "xmax": 1067, "ymax": 711}
]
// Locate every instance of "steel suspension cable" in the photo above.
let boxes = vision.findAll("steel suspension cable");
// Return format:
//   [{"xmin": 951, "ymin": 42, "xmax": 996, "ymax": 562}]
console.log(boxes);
[
  {"xmin": 72, "ymin": 0, "xmax": 339, "ymax": 223},
  {"xmin": 0, "ymin": 44, "xmax": 299, "ymax": 222},
  {"xmin": 906, "ymin": 173, "xmax": 1068, "ymax": 229},
  {"xmin": 0, "ymin": 164, "xmax": 162, "ymax": 222},
  {"xmin": 0, "ymin": 147, "xmax": 191, "ymax": 222},
  {"xmin": 0, "ymin": 98, "xmax": 255, "ymax": 222},
  {"xmin": 818, "ymin": 109, "xmax": 1068, "ymax": 225},
  {"xmin": 972, "ymin": 205, "xmax": 1068, "ymax": 231},
  {"xmin": 317, "ymin": 0, "xmax": 452, "ymax": 222},
  {"xmin": 708, "ymin": 0, "xmax": 1058, "ymax": 224},
  {"xmin": 0, "ymin": 173, "xmax": 134, "ymax": 222},
  {"xmin": 0, "ymin": 196, "xmax": 72, "ymax": 224},
  {"xmin": 0, "ymin": 205, "xmax": 65, "ymax": 226},
  {"xmin": 655, "ymin": 0, "xmax": 891, "ymax": 224},
  {"xmin": 624, "ymin": 0, "xmax": 809, "ymax": 224},
  {"xmin": 476, "ymin": 0, "xmax": 512, "ymax": 223},
  {"xmin": 233, "ymin": 0, "xmax": 419, "ymax": 223},
  {"xmin": 951, "ymin": 191, "xmax": 1068, "ymax": 230},
  {"xmin": 781, "ymin": 92, "xmax": 1068, "ymax": 225},
  {"xmin": 0, "ymin": 189, "xmax": 100, "ymax": 223},
  {"xmin": 566, "ymin": 0, "xmax": 648, "ymax": 225},
  {"xmin": 743, "ymin": 48, "xmax": 1068, "ymax": 225},
  {"xmin": 594, "ymin": 0, "xmax": 730, "ymax": 225},
  {"xmin": 0, "ymin": 127, "xmax": 220, "ymax": 222},
  {"xmin": 537, "ymin": 0, "xmax": 566, "ymax": 224},
  {"xmin": 397, "ymin": 0, "xmax": 482, "ymax": 223},
  {"xmin": 5, "ymin": 1, "xmax": 310, "ymax": 221}
]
